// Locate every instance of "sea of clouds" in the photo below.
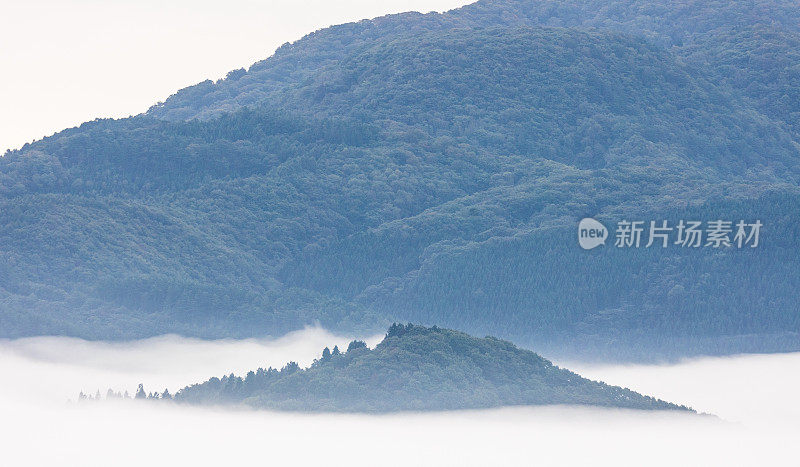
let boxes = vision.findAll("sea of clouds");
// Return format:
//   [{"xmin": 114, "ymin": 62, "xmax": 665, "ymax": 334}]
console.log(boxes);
[{"xmin": 1, "ymin": 327, "xmax": 797, "ymax": 466}]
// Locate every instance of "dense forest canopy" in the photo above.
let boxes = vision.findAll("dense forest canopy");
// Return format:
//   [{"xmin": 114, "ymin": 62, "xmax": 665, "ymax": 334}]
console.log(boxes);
[
  {"xmin": 173, "ymin": 324, "xmax": 693, "ymax": 412},
  {"xmin": 1, "ymin": 0, "xmax": 799, "ymax": 360}
]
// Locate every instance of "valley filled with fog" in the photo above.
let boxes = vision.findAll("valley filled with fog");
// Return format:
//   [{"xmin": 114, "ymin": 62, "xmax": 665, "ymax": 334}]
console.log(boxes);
[{"xmin": 1, "ymin": 329, "xmax": 797, "ymax": 466}]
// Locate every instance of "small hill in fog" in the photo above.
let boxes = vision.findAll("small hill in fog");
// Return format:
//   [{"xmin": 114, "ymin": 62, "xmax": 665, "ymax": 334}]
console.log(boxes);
[{"xmin": 174, "ymin": 324, "xmax": 692, "ymax": 412}]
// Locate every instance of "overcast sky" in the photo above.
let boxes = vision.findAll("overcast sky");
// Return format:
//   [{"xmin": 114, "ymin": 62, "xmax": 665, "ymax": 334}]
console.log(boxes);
[{"xmin": 0, "ymin": 0, "xmax": 472, "ymax": 153}]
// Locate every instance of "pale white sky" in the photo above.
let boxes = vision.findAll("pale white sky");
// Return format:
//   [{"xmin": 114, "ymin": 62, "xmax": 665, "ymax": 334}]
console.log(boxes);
[{"xmin": 0, "ymin": 0, "xmax": 472, "ymax": 153}]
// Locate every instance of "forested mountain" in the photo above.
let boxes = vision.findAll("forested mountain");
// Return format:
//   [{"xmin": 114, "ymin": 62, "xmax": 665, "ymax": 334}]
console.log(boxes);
[
  {"xmin": 174, "ymin": 324, "xmax": 692, "ymax": 412},
  {"xmin": 1, "ymin": 0, "xmax": 799, "ymax": 360},
  {"xmin": 151, "ymin": 0, "xmax": 800, "ymax": 137}
]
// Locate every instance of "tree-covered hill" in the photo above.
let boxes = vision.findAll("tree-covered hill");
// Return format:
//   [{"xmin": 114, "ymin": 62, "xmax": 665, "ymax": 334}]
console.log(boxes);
[
  {"xmin": 150, "ymin": 0, "xmax": 800, "ymax": 137},
  {"xmin": 174, "ymin": 324, "xmax": 692, "ymax": 412},
  {"xmin": 1, "ymin": 0, "xmax": 799, "ymax": 360}
]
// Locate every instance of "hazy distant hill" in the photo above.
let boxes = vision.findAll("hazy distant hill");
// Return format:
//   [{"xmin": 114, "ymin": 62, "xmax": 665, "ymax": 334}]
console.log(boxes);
[
  {"xmin": 1, "ymin": 0, "xmax": 799, "ymax": 360},
  {"xmin": 174, "ymin": 324, "xmax": 692, "ymax": 412},
  {"xmin": 151, "ymin": 0, "xmax": 800, "ymax": 137}
]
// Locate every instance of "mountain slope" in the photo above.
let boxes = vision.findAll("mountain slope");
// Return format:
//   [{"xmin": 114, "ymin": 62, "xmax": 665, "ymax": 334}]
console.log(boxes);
[
  {"xmin": 174, "ymin": 324, "xmax": 692, "ymax": 412},
  {"xmin": 150, "ymin": 0, "xmax": 800, "ymax": 137},
  {"xmin": 1, "ymin": 1, "xmax": 799, "ymax": 360}
]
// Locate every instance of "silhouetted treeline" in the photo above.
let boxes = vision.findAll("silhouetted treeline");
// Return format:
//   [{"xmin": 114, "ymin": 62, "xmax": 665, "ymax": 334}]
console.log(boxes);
[{"xmin": 173, "ymin": 324, "xmax": 692, "ymax": 412}]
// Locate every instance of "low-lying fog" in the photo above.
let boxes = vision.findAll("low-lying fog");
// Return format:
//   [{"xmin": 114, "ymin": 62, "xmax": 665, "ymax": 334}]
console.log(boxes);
[{"xmin": 1, "ymin": 328, "xmax": 797, "ymax": 466}]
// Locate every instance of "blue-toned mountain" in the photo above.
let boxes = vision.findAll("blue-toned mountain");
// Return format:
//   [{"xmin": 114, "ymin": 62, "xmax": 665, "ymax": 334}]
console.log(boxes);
[{"xmin": 2, "ymin": 0, "xmax": 799, "ymax": 360}]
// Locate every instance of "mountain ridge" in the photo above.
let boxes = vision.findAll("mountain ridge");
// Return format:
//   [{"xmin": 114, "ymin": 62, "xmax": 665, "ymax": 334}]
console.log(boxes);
[
  {"xmin": 1, "ymin": 0, "xmax": 799, "ymax": 361},
  {"xmin": 149, "ymin": 0, "xmax": 800, "ymax": 134}
]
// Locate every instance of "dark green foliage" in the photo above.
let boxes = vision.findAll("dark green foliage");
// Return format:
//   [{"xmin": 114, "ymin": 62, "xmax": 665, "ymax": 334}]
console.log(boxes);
[
  {"xmin": 347, "ymin": 340, "xmax": 367, "ymax": 352},
  {"xmin": 1, "ymin": 0, "xmax": 799, "ymax": 360},
  {"xmin": 175, "ymin": 324, "xmax": 691, "ymax": 412}
]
